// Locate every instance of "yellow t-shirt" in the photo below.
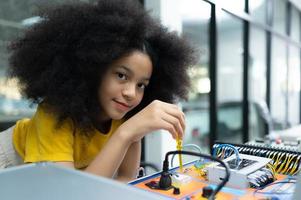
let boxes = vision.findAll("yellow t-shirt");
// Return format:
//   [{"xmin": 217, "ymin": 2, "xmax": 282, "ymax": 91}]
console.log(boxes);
[{"xmin": 13, "ymin": 104, "xmax": 123, "ymax": 169}]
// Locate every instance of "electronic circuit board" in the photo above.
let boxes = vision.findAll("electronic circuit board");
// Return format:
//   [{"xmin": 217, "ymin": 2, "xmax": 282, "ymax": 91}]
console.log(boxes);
[
  {"xmin": 129, "ymin": 160, "xmax": 296, "ymax": 200},
  {"xmin": 206, "ymin": 154, "xmax": 273, "ymax": 189}
]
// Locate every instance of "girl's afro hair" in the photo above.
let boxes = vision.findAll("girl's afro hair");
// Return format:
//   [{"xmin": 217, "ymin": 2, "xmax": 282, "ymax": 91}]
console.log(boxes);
[{"xmin": 8, "ymin": 0, "xmax": 197, "ymax": 131}]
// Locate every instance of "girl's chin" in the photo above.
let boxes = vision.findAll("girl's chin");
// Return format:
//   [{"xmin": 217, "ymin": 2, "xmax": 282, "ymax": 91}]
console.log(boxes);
[{"xmin": 110, "ymin": 112, "xmax": 127, "ymax": 120}]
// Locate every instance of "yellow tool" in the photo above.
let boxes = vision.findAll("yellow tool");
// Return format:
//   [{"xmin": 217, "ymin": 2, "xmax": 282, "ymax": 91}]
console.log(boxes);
[{"xmin": 176, "ymin": 138, "xmax": 183, "ymax": 171}]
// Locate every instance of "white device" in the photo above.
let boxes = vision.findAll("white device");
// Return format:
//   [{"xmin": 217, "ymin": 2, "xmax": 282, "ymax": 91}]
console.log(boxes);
[{"xmin": 206, "ymin": 154, "xmax": 272, "ymax": 189}]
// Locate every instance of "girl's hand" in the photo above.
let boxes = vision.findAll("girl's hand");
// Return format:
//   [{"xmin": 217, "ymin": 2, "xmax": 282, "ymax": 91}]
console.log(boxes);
[{"xmin": 118, "ymin": 100, "xmax": 185, "ymax": 143}]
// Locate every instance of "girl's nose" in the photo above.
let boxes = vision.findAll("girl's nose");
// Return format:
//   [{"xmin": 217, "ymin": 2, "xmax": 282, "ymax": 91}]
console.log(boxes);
[{"xmin": 122, "ymin": 83, "xmax": 136, "ymax": 99}]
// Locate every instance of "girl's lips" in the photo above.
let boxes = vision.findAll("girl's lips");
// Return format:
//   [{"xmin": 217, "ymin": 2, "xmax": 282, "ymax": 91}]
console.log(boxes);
[{"xmin": 113, "ymin": 100, "xmax": 132, "ymax": 111}]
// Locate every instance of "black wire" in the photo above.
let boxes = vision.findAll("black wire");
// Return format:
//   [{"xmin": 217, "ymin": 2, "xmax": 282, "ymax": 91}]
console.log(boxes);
[{"xmin": 163, "ymin": 150, "xmax": 230, "ymax": 199}]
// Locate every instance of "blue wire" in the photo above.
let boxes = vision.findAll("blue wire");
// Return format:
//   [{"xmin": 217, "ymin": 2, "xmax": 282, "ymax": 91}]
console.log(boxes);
[
  {"xmin": 213, "ymin": 144, "xmax": 241, "ymax": 168},
  {"xmin": 170, "ymin": 143, "xmax": 202, "ymax": 168}
]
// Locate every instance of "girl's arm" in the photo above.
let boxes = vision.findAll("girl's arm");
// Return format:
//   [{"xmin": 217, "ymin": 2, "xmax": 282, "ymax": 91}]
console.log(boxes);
[
  {"xmin": 56, "ymin": 138, "xmax": 141, "ymax": 182},
  {"xmin": 115, "ymin": 140, "xmax": 141, "ymax": 182},
  {"xmin": 84, "ymin": 127, "xmax": 133, "ymax": 178},
  {"xmin": 56, "ymin": 128, "xmax": 132, "ymax": 178},
  {"xmin": 56, "ymin": 100, "xmax": 185, "ymax": 180}
]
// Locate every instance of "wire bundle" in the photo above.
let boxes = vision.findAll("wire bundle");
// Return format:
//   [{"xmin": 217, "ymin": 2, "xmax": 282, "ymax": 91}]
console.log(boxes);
[
  {"xmin": 213, "ymin": 142, "xmax": 301, "ymax": 175},
  {"xmin": 212, "ymin": 143, "xmax": 277, "ymax": 188},
  {"xmin": 212, "ymin": 144, "xmax": 241, "ymax": 167}
]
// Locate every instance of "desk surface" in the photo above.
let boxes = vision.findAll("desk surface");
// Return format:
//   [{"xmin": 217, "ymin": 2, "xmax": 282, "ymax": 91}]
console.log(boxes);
[{"xmin": 130, "ymin": 161, "xmax": 296, "ymax": 200}]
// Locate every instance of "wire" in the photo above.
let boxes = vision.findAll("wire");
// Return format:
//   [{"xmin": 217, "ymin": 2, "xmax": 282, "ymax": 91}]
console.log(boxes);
[
  {"xmin": 289, "ymin": 155, "xmax": 300, "ymax": 175},
  {"xmin": 276, "ymin": 153, "xmax": 288, "ymax": 174},
  {"xmin": 253, "ymin": 180, "xmax": 296, "ymax": 196},
  {"xmin": 176, "ymin": 138, "xmax": 183, "ymax": 171},
  {"xmin": 266, "ymin": 163, "xmax": 276, "ymax": 176},
  {"xmin": 161, "ymin": 150, "xmax": 230, "ymax": 200},
  {"xmin": 171, "ymin": 143, "xmax": 202, "ymax": 167},
  {"xmin": 213, "ymin": 144, "xmax": 241, "ymax": 168}
]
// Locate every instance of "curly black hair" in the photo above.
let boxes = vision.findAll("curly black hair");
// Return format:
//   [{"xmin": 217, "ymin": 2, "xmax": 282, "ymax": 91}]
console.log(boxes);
[{"xmin": 8, "ymin": 0, "xmax": 197, "ymax": 132}]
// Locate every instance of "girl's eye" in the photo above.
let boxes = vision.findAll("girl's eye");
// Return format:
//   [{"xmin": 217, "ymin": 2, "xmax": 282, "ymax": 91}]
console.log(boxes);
[
  {"xmin": 116, "ymin": 72, "xmax": 126, "ymax": 80},
  {"xmin": 137, "ymin": 83, "xmax": 147, "ymax": 90}
]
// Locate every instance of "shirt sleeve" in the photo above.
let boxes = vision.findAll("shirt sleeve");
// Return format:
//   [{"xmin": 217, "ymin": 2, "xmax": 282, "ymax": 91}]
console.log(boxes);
[{"xmin": 23, "ymin": 105, "xmax": 75, "ymax": 163}]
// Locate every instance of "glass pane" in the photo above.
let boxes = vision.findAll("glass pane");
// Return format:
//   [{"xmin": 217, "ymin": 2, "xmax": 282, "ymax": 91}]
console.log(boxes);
[
  {"xmin": 249, "ymin": 26, "xmax": 267, "ymax": 140},
  {"xmin": 0, "ymin": 0, "xmax": 99, "ymax": 131},
  {"xmin": 180, "ymin": 1, "xmax": 211, "ymax": 153},
  {"xmin": 290, "ymin": 6, "xmax": 300, "ymax": 42},
  {"xmin": 249, "ymin": 0, "xmax": 266, "ymax": 24},
  {"xmin": 270, "ymin": 36, "xmax": 287, "ymax": 129},
  {"xmin": 0, "ymin": 18, "xmax": 33, "ymax": 130},
  {"xmin": 146, "ymin": 0, "xmax": 211, "ymax": 153},
  {"xmin": 217, "ymin": 10, "xmax": 244, "ymax": 143},
  {"xmin": 272, "ymin": 0, "xmax": 287, "ymax": 35},
  {"xmin": 288, "ymin": 45, "xmax": 300, "ymax": 125}
]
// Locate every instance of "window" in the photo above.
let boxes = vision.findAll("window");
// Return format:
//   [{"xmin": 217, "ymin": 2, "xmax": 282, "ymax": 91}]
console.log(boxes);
[
  {"xmin": 181, "ymin": 4, "xmax": 211, "ymax": 152},
  {"xmin": 0, "ymin": 0, "xmax": 100, "ymax": 131},
  {"xmin": 249, "ymin": 26, "xmax": 267, "ymax": 140},
  {"xmin": 249, "ymin": 0, "xmax": 266, "ymax": 24},
  {"xmin": 270, "ymin": 36, "xmax": 287, "ymax": 129},
  {"xmin": 290, "ymin": 6, "xmax": 300, "ymax": 42},
  {"xmin": 288, "ymin": 45, "xmax": 300, "ymax": 125},
  {"xmin": 272, "ymin": 0, "xmax": 287, "ymax": 35},
  {"xmin": 217, "ymin": 10, "xmax": 244, "ymax": 143}
]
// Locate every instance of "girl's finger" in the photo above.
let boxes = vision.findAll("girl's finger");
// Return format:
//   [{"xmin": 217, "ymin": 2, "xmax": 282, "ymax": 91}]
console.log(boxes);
[
  {"xmin": 163, "ymin": 106, "xmax": 185, "ymax": 134},
  {"xmin": 161, "ymin": 113, "xmax": 183, "ymax": 139}
]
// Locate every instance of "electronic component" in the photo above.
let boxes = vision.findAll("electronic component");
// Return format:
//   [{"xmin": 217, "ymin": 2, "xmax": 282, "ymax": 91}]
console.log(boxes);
[
  {"xmin": 213, "ymin": 141, "xmax": 301, "ymax": 175},
  {"xmin": 145, "ymin": 179, "xmax": 173, "ymax": 190},
  {"xmin": 202, "ymin": 186, "xmax": 213, "ymax": 198},
  {"xmin": 158, "ymin": 171, "xmax": 172, "ymax": 190},
  {"xmin": 206, "ymin": 154, "xmax": 272, "ymax": 189},
  {"xmin": 159, "ymin": 150, "xmax": 230, "ymax": 199},
  {"xmin": 248, "ymin": 167, "xmax": 275, "ymax": 188},
  {"xmin": 171, "ymin": 173, "xmax": 192, "ymax": 187},
  {"xmin": 173, "ymin": 187, "xmax": 180, "ymax": 195},
  {"xmin": 246, "ymin": 138, "xmax": 301, "ymax": 152}
]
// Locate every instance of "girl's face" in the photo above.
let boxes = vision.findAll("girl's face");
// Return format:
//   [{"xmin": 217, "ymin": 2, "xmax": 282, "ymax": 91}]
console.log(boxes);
[{"xmin": 97, "ymin": 51, "xmax": 153, "ymax": 121}]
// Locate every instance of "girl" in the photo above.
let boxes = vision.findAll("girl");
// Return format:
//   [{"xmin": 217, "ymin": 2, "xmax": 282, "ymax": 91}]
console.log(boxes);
[{"xmin": 1, "ymin": 0, "xmax": 196, "ymax": 182}]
